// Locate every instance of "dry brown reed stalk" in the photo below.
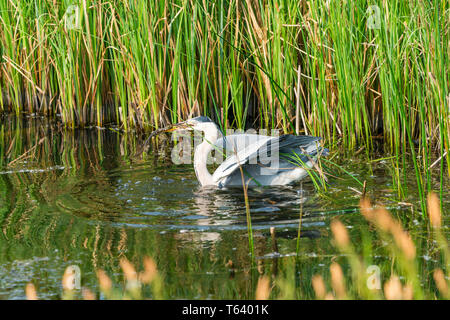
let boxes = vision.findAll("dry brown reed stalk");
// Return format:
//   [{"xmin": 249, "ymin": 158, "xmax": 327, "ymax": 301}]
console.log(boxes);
[
  {"xmin": 270, "ymin": 227, "xmax": 278, "ymax": 253},
  {"xmin": 257, "ymin": 260, "xmax": 265, "ymax": 275},
  {"xmin": 243, "ymin": 0, "xmax": 273, "ymax": 113},
  {"xmin": 25, "ymin": 283, "xmax": 38, "ymax": 300},
  {"xmin": 255, "ymin": 276, "xmax": 271, "ymax": 300},
  {"xmin": 330, "ymin": 262, "xmax": 347, "ymax": 299}
]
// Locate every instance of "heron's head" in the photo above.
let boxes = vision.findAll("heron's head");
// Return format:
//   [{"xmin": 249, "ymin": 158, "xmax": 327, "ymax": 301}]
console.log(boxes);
[{"xmin": 167, "ymin": 116, "xmax": 216, "ymax": 132}]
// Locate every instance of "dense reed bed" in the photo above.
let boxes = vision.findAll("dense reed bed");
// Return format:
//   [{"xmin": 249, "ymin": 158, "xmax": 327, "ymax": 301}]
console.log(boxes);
[{"xmin": 0, "ymin": 0, "xmax": 448, "ymax": 149}]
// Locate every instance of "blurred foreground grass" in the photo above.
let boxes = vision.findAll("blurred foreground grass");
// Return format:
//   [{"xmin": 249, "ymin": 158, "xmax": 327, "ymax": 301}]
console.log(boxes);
[{"xmin": 24, "ymin": 192, "xmax": 449, "ymax": 300}]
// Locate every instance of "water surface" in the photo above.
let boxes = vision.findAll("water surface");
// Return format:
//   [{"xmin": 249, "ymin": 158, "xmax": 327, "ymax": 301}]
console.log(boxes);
[{"xmin": 0, "ymin": 118, "xmax": 448, "ymax": 299}]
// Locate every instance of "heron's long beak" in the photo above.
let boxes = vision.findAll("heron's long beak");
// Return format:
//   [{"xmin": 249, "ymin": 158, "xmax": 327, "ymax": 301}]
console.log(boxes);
[
  {"xmin": 143, "ymin": 121, "xmax": 192, "ymax": 146},
  {"xmin": 165, "ymin": 122, "xmax": 192, "ymax": 132}
]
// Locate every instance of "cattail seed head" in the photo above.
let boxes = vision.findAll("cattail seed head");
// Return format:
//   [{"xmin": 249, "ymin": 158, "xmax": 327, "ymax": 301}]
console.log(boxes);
[
  {"xmin": 120, "ymin": 257, "xmax": 137, "ymax": 282},
  {"xmin": 25, "ymin": 283, "xmax": 38, "ymax": 300},
  {"xmin": 139, "ymin": 256, "xmax": 158, "ymax": 284},
  {"xmin": 384, "ymin": 275, "xmax": 403, "ymax": 300},
  {"xmin": 433, "ymin": 269, "xmax": 448, "ymax": 297},
  {"xmin": 331, "ymin": 219, "xmax": 349, "ymax": 247},
  {"xmin": 82, "ymin": 288, "xmax": 96, "ymax": 300},
  {"xmin": 96, "ymin": 269, "xmax": 112, "ymax": 292},
  {"xmin": 312, "ymin": 275, "xmax": 327, "ymax": 299},
  {"xmin": 330, "ymin": 262, "xmax": 346, "ymax": 299},
  {"xmin": 427, "ymin": 192, "xmax": 441, "ymax": 228},
  {"xmin": 255, "ymin": 276, "xmax": 270, "ymax": 300}
]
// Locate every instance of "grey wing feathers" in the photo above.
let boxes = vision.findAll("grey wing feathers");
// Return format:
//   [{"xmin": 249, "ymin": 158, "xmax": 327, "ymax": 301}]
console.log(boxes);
[
  {"xmin": 212, "ymin": 135, "xmax": 276, "ymax": 181},
  {"xmin": 279, "ymin": 134, "xmax": 321, "ymax": 147},
  {"xmin": 212, "ymin": 134, "xmax": 323, "ymax": 182},
  {"xmin": 214, "ymin": 134, "xmax": 273, "ymax": 152}
]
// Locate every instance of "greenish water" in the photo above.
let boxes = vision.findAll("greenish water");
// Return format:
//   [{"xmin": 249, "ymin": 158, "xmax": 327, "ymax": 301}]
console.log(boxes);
[{"xmin": 0, "ymin": 118, "xmax": 448, "ymax": 299}]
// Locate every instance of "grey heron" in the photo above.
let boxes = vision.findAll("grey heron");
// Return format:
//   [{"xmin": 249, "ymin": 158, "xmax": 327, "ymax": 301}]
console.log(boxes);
[{"xmin": 162, "ymin": 116, "xmax": 328, "ymax": 187}]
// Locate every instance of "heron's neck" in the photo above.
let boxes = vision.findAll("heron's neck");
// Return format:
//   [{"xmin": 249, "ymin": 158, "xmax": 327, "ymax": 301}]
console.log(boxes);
[{"xmin": 194, "ymin": 125, "xmax": 221, "ymax": 186}]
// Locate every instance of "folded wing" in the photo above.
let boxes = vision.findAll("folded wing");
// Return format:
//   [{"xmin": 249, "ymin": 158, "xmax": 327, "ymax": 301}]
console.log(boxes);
[{"xmin": 212, "ymin": 134, "xmax": 323, "ymax": 183}]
